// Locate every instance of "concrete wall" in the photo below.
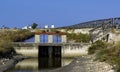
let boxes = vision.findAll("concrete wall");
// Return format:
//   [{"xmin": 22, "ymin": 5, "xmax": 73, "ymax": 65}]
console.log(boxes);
[
  {"xmin": 14, "ymin": 47, "xmax": 38, "ymax": 57},
  {"xmin": 13, "ymin": 43, "xmax": 91, "ymax": 58},
  {"xmin": 62, "ymin": 44, "xmax": 91, "ymax": 58},
  {"xmin": 108, "ymin": 33, "xmax": 120, "ymax": 43}
]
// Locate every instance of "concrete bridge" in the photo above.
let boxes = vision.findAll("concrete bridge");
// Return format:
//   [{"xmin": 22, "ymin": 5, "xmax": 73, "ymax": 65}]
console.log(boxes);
[{"xmin": 12, "ymin": 42, "xmax": 90, "ymax": 58}]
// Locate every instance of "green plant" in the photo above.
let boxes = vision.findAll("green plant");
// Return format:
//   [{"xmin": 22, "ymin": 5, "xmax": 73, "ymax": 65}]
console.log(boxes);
[
  {"xmin": 67, "ymin": 33, "xmax": 90, "ymax": 43},
  {"xmin": 88, "ymin": 40, "xmax": 106, "ymax": 54},
  {"xmin": 0, "ymin": 30, "xmax": 34, "ymax": 58},
  {"xmin": 32, "ymin": 23, "xmax": 38, "ymax": 29},
  {"xmin": 90, "ymin": 42, "xmax": 120, "ymax": 72}
]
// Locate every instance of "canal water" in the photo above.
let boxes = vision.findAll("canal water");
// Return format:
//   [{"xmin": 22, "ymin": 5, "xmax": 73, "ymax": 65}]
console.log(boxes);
[
  {"xmin": 6, "ymin": 36, "xmax": 74, "ymax": 72},
  {"xmin": 5, "ymin": 58, "xmax": 73, "ymax": 72}
]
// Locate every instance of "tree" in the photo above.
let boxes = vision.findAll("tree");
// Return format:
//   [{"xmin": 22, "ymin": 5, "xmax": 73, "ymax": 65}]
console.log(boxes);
[{"xmin": 32, "ymin": 23, "xmax": 38, "ymax": 29}]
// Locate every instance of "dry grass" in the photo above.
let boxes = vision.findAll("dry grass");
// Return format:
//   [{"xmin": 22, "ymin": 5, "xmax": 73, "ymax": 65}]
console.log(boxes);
[{"xmin": 0, "ymin": 29, "xmax": 34, "ymax": 58}]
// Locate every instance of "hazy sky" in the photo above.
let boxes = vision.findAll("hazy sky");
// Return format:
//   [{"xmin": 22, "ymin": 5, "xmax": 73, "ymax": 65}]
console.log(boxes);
[{"xmin": 0, "ymin": 0, "xmax": 120, "ymax": 28}]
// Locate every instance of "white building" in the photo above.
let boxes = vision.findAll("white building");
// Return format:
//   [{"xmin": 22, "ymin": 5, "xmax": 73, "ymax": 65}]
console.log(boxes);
[
  {"xmin": 22, "ymin": 26, "xmax": 28, "ymax": 29},
  {"xmin": 45, "ymin": 25, "xmax": 48, "ymax": 29},
  {"xmin": 51, "ymin": 25, "xmax": 55, "ymax": 28},
  {"xmin": 22, "ymin": 25, "xmax": 32, "ymax": 29}
]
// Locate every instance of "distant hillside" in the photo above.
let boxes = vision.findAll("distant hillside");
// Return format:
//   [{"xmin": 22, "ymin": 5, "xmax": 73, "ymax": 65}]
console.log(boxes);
[{"xmin": 58, "ymin": 17, "xmax": 120, "ymax": 29}]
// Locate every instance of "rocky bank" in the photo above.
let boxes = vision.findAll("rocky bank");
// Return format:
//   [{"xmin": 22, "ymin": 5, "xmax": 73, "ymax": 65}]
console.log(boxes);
[
  {"xmin": 0, "ymin": 55, "xmax": 25, "ymax": 72},
  {"xmin": 49, "ymin": 55, "xmax": 114, "ymax": 72}
]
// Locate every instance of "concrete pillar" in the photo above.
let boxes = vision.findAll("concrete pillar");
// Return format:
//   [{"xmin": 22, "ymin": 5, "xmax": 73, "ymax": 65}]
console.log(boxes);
[
  {"xmin": 48, "ymin": 46, "xmax": 53, "ymax": 58},
  {"xmin": 35, "ymin": 34, "xmax": 40, "ymax": 43},
  {"xmin": 61, "ymin": 35, "xmax": 67, "ymax": 43},
  {"xmin": 61, "ymin": 46, "xmax": 64, "ymax": 58},
  {"xmin": 48, "ymin": 35, "xmax": 53, "ymax": 43}
]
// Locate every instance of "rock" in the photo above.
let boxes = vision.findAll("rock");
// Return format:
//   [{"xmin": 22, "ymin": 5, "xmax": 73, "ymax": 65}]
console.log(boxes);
[
  {"xmin": 108, "ymin": 70, "xmax": 114, "ymax": 72},
  {"xmin": 49, "ymin": 55, "xmax": 114, "ymax": 72}
]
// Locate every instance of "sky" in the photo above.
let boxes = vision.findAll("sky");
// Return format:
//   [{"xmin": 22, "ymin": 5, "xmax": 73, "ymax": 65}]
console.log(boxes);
[{"xmin": 0, "ymin": 0, "xmax": 120, "ymax": 28}]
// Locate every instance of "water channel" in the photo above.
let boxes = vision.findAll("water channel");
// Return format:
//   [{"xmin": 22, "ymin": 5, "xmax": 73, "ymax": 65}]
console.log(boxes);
[
  {"xmin": 6, "ymin": 36, "xmax": 74, "ymax": 72},
  {"xmin": 6, "ymin": 58, "xmax": 73, "ymax": 72}
]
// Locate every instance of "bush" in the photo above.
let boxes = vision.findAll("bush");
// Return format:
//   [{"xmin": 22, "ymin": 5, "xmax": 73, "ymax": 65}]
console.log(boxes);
[
  {"xmin": 90, "ymin": 42, "xmax": 120, "ymax": 72},
  {"xmin": 67, "ymin": 33, "xmax": 90, "ymax": 43},
  {"xmin": 88, "ymin": 40, "xmax": 106, "ymax": 54},
  {"xmin": 0, "ymin": 30, "xmax": 34, "ymax": 58}
]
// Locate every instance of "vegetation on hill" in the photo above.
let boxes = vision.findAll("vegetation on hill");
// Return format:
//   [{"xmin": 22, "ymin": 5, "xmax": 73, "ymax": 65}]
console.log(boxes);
[
  {"xmin": 88, "ymin": 40, "xmax": 107, "ymax": 54},
  {"xmin": 67, "ymin": 32, "xmax": 90, "ymax": 43},
  {"xmin": 88, "ymin": 40, "xmax": 120, "ymax": 72},
  {"xmin": 0, "ymin": 30, "xmax": 34, "ymax": 58}
]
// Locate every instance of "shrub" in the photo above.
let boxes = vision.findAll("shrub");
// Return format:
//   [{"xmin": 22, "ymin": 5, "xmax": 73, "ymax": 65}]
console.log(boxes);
[
  {"xmin": 91, "ymin": 42, "xmax": 120, "ymax": 72},
  {"xmin": 88, "ymin": 40, "xmax": 106, "ymax": 54},
  {"xmin": 0, "ymin": 30, "xmax": 34, "ymax": 58},
  {"xmin": 67, "ymin": 33, "xmax": 90, "ymax": 43}
]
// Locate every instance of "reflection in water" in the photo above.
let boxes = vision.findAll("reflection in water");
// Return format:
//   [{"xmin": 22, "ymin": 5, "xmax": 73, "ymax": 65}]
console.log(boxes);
[
  {"xmin": 5, "ymin": 59, "xmax": 38, "ymax": 72},
  {"xmin": 6, "ymin": 58, "xmax": 73, "ymax": 72},
  {"xmin": 39, "ymin": 57, "xmax": 61, "ymax": 69}
]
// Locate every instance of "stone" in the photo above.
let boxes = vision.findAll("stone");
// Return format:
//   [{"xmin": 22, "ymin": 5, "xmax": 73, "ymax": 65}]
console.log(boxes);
[{"xmin": 108, "ymin": 70, "xmax": 114, "ymax": 72}]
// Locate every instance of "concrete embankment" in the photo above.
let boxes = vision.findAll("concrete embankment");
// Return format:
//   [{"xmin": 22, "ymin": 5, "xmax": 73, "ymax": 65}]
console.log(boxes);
[
  {"xmin": 0, "ymin": 55, "xmax": 25, "ymax": 72},
  {"xmin": 49, "ymin": 55, "xmax": 114, "ymax": 72}
]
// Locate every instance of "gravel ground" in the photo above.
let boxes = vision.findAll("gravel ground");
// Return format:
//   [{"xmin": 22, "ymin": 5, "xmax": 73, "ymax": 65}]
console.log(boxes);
[
  {"xmin": 0, "ymin": 59, "xmax": 15, "ymax": 72},
  {"xmin": 0, "ymin": 55, "xmax": 114, "ymax": 72},
  {"xmin": 0, "ymin": 55, "xmax": 25, "ymax": 72},
  {"xmin": 49, "ymin": 55, "xmax": 114, "ymax": 72}
]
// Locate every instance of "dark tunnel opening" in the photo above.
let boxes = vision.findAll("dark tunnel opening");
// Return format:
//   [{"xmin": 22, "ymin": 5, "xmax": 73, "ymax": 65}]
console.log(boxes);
[{"xmin": 38, "ymin": 46, "xmax": 61, "ymax": 69}]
